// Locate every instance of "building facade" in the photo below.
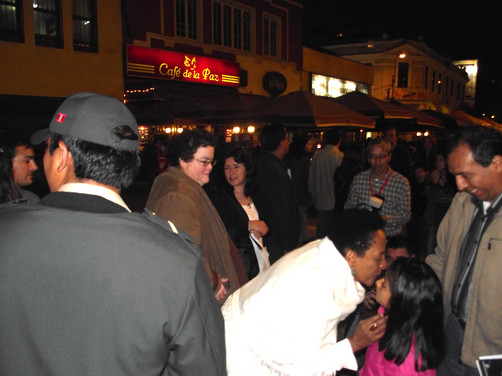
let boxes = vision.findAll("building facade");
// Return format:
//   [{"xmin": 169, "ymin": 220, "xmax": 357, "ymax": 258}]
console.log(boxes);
[
  {"xmin": 122, "ymin": 0, "xmax": 304, "ymax": 137},
  {"xmin": 0, "ymin": 0, "xmax": 124, "ymax": 136},
  {"xmin": 323, "ymin": 39, "xmax": 469, "ymax": 113}
]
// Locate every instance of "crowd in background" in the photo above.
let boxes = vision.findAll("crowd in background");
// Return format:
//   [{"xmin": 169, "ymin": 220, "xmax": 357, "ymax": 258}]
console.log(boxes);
[{"xmin": 2, "ymin": 98, "xmax": 501, "ymax": 376}]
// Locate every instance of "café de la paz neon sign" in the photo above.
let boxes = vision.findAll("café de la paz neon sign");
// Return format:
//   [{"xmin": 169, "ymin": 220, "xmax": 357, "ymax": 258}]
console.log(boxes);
[{"xmin": 127, "ymin": 45, "xmax": 240, "ymax": 87}]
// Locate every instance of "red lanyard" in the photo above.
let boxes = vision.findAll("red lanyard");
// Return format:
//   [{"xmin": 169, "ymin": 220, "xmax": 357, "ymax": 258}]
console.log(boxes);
[{"xmin": 369, "ymin": 171, "xmax": 391, "ymax": 196}]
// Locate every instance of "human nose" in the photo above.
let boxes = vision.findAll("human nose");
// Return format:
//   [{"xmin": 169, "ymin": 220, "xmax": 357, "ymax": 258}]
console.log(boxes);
[
  {"xmin": 30, "ymin": 160, "xmax": 38, "ymax": 171},
  {"xmin": 380, "ymin": 257, "xmax": 387, "ymax": 271},
  {"xmin": 455, "ymin": 175, "xmax": 468, "ymax": 192}
]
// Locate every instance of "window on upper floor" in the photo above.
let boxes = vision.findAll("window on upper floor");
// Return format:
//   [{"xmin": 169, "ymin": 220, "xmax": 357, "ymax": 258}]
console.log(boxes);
[
  {"xmin": 431, "ymin": 71, "xmax": 436, "ymax": 92},
  {"xmin": 0, "ymin": 0, "xmax": 24, "ymax": 42},
  {"xmin": 438, "ymin": 73, "xmax": 442, "ymax": 94},
  {"xmin": 263, "ymin": 14, "xmax": 279, "ymax": 57},
  {"xmin": 33, "ymin": 0, "xmax": 62, "ymax": 48},
  {"xmin": 397, "ymin": 62, "xmax": 409, "ymax": 88},
  {"xmin": 424, "ymin": 67, "xmax": 429, "ymax": 90},
  {"xmin": 72, "ymin": 0, "xmax": 97, "ymax": 52},
  {"xmin": 213, "ymin": 1, "xmax": 251, "ymax": 52},
  {"xmin": 176, "ymin": 0, "xmax": 198, "ymax": 40}
]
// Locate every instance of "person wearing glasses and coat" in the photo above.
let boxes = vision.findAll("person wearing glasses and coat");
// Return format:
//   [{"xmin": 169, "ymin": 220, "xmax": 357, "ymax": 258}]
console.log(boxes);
[{"xmin": 146, "ymin": 129, "xmax": 247, "ymax": 304}]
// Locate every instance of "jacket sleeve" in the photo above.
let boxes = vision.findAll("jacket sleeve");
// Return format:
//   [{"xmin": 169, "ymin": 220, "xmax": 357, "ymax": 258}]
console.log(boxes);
[{"xmin": 166, "ymin": 258, "xmax": 227, "ymax": 375}]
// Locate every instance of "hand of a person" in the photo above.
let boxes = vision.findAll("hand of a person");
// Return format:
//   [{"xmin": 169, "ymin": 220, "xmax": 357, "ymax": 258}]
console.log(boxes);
[
  {"xmin": 248, "ymin": 220, "xmax": 269, "ymax": 238},
  {"xmin": 214, "ymin": 278, "xmax": 229, "ymax": 303},
  {"xmin": 348, "ymin": 313, "xmax": 387, "ymax": 353},
  {"xmin": 364, "ymin": 288, "xmax": 377, "ymax": 310}
]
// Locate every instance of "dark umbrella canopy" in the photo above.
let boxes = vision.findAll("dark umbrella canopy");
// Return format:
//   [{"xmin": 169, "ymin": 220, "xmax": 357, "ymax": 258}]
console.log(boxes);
[
  {"xmin": 334, "ymin": 91, "xmax": 416, "ymax": 119},
  {"xmin": 223, "ymin": 91, "xmax": 375, "ymax": 128}
]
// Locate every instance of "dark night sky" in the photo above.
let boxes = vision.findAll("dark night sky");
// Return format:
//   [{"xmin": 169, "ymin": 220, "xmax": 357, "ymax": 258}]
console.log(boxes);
[{"xmin": 302, "ymin": 0, "xmax": 502, "ymax": 118}]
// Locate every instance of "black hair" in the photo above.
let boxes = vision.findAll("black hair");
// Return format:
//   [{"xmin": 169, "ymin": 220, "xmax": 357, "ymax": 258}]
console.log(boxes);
[
  {"xmin": 166, "ymin": 129, "xmax": 215, "ymax": 167},
  {"xmin": 222, "ymin": 147, "xmax": 258, "ymax": 197},
  {"xmin": 289, "ymin": 134, "xmax": 310, "ymax": 159},
  {"xmin": 259, "ymin": 123, "xmax": 286, "ymax": 152},
  {"xmin": 325, "ymin": 129, "xmax": 341, "ymax": 145},
  {"xmin": 386, "ymin": 235, "xmax": 413, "ymax": 256},
  {"xmin": 3, "ymin": 136, "xmax": 33, "ymax": 160},
  {"xmin": 329, "ymin": 209, "xmax": 386, "ymax": 257},
  {"xmin": 379, "ymin": 258, "xmax": 445, "ymax": 371},
  {"xmin": 447, "ymin": 126, "xmax": 502, "ymax": 167},
  {"xmin": 0, "ymin": 144, "xmax": 21, "ymax": 203},
  {"xmin": 48, "ymin": 127, "xmax": 140, "ymax": 189}
]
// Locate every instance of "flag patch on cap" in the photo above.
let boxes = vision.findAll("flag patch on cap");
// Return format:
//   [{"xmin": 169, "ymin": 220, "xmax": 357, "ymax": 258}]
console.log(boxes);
[{"xmin": 56, "ymin": 113, "xmax": 66, "ymax": 123}]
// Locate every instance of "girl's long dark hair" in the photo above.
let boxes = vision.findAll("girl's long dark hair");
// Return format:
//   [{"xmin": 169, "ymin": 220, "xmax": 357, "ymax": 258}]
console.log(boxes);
[{"xmin": 378, "ymin": 258, "xmax": 445, "ymax": 371}]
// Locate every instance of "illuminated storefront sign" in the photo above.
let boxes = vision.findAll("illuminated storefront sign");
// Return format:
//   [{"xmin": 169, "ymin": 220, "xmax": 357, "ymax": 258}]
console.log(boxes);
[
  {"xmin": 311, "ymin": 73, "xmax": 369, "ymax": 98},
  {"xmin": 127, "ymin": 45, "xmax": 240, "ymax": 87}
]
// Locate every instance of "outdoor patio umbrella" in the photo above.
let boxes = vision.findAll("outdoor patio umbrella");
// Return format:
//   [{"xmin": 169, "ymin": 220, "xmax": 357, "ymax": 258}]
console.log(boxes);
[
  {"xmin": 334, "ymin": 91, "xmax": 416, "ymax": 119},
  {"xmin": 221, "ymin": 91, "xmax": 375, "ymax": 128},
  {"xmin": 451, "ymin": 110, "xmax": 493, "ymax": 127}
]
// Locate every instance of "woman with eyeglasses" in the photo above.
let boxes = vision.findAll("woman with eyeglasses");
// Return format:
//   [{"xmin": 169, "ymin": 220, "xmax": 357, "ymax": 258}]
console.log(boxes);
[
  {"xmin": 146, "ymin": 129, "xmax": 247, "ymax": 304},
  {"xmin": 206, "ymin": 147, "xmax": 270, "ymax": 280}
]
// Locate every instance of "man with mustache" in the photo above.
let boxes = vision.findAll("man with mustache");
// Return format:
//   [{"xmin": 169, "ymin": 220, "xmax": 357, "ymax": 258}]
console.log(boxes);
[{"xmin": 427, "ymin": 126, "xmax": 502, "ymax": 376}]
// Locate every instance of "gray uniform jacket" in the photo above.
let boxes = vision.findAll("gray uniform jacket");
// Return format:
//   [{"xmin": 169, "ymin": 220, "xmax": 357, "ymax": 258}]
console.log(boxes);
[{"xmin": 0, "ymin": 192, "xmax": 226, "ymax": 375}]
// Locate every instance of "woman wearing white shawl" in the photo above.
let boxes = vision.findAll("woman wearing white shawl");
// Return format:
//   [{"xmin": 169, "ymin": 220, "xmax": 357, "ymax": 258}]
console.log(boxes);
[{"xmin": 222, "ymin": 209, "xmax": 388, "ymax": 375}]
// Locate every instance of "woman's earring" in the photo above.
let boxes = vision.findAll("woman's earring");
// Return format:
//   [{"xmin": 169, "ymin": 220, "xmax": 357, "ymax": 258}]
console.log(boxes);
[{"xmin": 350, "ymin": 265, "xmax": 356, "ymax": 276}]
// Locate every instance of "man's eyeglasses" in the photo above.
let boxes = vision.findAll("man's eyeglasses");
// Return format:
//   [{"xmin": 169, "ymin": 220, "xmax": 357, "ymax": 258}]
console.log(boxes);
[
  {"xmin": 368, "ymin": 154, "xmax": 389, "ymax": 161},
  {"xmin": 195, "ymin": 158, "xmax": 217, "ymax": 167}
]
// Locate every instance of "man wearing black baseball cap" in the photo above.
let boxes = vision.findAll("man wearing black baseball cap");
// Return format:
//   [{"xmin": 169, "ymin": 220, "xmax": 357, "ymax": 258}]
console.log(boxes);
[{"xmin": 0, "ymin": 92, "xmax": 226, "ymax": 375}]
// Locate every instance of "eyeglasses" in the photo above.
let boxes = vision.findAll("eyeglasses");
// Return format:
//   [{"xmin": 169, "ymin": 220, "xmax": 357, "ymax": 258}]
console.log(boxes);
[
  {"xmin": 195, "ymin": 158, "xmax": 217, "ymax": 167},
  {"xmin": 368, "ymin": 154, "xmax": 389, "ymax": 161}
]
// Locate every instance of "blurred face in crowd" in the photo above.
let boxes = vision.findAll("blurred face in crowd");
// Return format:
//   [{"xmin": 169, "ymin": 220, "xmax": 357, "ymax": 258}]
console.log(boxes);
[
  {"xmin": 179, "ymin": 146, "xmax": 214, "ymax": 186},
  {"xmin": 224, "ymin": 157, "xmax": 246, "ymax": 189},
  {"xmin": 368, "ymin": 142, "xmax": 391, "ymax": 179},
  {"xmin": 435, "ymin": 154, "xmax": 447, "ymax": 171},
  {"xmin": 375, "ymin": 275, "xmax": 392, "ymax": 309},
  {"xmin": 414, "ymin": 167, "xmax": 428, "ymax": 183},
  {"xmin": 448, "ymin": 143, "xmax": 502, "ymax": 202},
  {"xmin": 347, "ymin": 229, "xmax": 387, "ymax": 287},
  {"xmin": 12, "ymin": 145, "xmax": 38, "ymax": 186},
  {"xmin": 385, "ymin": 247, "xmax": 411, "ymax": 268},
  {"xmin": 383, "ymin": 129, "xmax": 398, "ymax": 150}
]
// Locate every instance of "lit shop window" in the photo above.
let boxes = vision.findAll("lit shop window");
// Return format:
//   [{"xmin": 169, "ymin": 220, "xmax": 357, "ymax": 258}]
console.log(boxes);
[
  {"xmin": 311, "ymin": 74, "xmax": 369, "ymax": 98},
  {"xmin": 176, "ymin": 0, "xmax": 199, "ymax": 40},
  {"xmin": 72, "ymin": 0, "xmax": 97, "ymax": 52},
  {"xmin": 33, "ymin": 0, "xmax": 62, "ymax": 48},
  {"xmin": 263, "ymin": 15, "xmax": 278, "ymax": 57},
  {"xmin": 0, "ymin": 0, "xmax": 24, "ymax": 42},
  {"xmin": 213, "ymin": 1, "xmax": 251, "ymax": 52}
]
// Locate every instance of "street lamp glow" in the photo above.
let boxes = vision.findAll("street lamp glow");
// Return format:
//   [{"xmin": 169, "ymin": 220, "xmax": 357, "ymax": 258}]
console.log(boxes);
[
  {"xmin": 232, "ymin": 126, "xmax": 241, "ymax": 134},
  {"xmin": 247, "ymin": 125, "xmax": 255, "ymax": 133}
]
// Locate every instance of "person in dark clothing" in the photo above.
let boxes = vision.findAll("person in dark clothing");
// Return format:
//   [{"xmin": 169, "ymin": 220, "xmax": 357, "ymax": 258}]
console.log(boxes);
[
  {"xmin": 253, "ymin": 123, "xmax": 301, "ymax": 263},
  {"xmin": 0, "ymin": 92, "xmax": 226, "ymax": 376}
]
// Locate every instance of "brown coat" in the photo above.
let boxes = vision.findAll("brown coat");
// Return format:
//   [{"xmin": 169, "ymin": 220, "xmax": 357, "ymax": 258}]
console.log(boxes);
[{"xmin": 146, "ymin": 167, "xmax": 245, "ymax": 298}]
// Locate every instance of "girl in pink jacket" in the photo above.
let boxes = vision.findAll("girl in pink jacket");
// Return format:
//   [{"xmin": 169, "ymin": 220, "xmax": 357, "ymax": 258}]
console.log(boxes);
[{"xmin": 360, "ymin": 258, "xmax": 445, "ymax": 376}]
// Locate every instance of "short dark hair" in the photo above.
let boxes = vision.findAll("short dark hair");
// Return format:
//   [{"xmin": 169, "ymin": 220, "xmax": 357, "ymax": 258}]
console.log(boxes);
[
  {"xmin": 329, "ymin": 209, "xmax": 386, "ymax": 257},
  {"xmin": 379, "ymin": 258, "xmax": 445, "ymax": 371},
  {"xmin": 222, "ymin": 147, "xmax": 258, "ymax": 197},
  {"xmin": 0, "ymin": 143, "xmax": 21, "ymax": 203},
  {"xmin": 325, "ymin": 130, "xmax": 340, "ymax": 145},
  {"xmin": 166, "ymin": 129, "xmax": 215, "ymax": 167},
  {"xmin": 386, "ymin": 235, "xmax": 413, "ymax": 256},
  {"xmin": 367, "ymin": 137, "xmax": 390, "ymax": 154},
  {"xmin": 447, "ymin": 126, "xmax": 502, "ymax": 167},
  {"xmin": 3, "ymin": 136, "xmax": 33, "ymax": 160},
  {"xmin": 259, "ymin": 123, "xmax": 286, "ymax": 152},
  {"xmin": 48, "ymin": 127, "xmax": 140, "ymax": 189}
]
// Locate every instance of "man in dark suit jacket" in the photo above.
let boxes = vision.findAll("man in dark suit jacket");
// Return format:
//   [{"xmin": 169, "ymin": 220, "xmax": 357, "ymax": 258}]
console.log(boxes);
[
  {"xmin": 254, "ymin": 123, "xmax": 301, "ymax": 263},
  {"xmin": 0, "ymin": 92, "xmax": 226, "ymax": 376}
]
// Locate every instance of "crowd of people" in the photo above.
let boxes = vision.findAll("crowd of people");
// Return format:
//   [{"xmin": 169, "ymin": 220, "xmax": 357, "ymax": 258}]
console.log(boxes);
[{"xmin": 1, "ymin": 91, "xmax": 501, "ymax": 376}]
